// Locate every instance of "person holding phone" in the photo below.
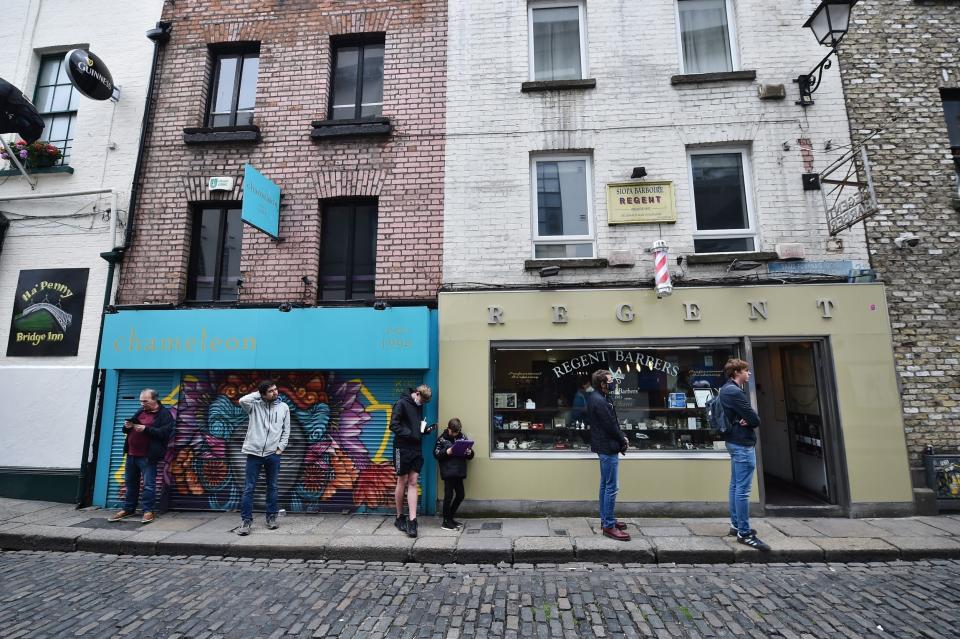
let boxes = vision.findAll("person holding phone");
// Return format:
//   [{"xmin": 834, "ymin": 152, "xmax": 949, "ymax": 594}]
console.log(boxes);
[
  {"xmin": 433, "ymin": 417, "xmax": 474, "ymax": 530},
  {"xmin": 587, "ymin": 369, "xmax": 631, "ymax": 541},
  {"xmin": 389, "ymin": 384, "xmax": 435, "ymax": 538},
  {"xmin": 107, "ymin": 389, "xmax": 175, "ymax": 524}
]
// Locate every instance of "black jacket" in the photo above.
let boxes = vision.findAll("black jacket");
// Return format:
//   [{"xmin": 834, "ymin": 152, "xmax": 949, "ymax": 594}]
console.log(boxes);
[
  {"xmin": 433, "ymin": 430, "xmax": 474, "ymax": 480},
  {"xmin": 587, "ymin": 390, "xmax": 626, "ymax": 455},
  {"xmin": 719, "ymin": 380, "xmax": 761, "ymax": 447},
  {"xmin": 123, "ymin": 406, "xmax": 175, "ymax": 462},
  {"xmin": 390, "ymin": 394, "xmax": 425, "ymax": 450}
]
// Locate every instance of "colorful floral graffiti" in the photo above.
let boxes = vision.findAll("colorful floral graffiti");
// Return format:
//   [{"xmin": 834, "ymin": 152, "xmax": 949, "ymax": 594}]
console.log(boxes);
[{"xmin": 114, "ymin": 371, "xmax": 414, "ymax": 513}]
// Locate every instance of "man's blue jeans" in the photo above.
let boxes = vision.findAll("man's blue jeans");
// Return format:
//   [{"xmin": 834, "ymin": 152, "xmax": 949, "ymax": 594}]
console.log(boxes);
[
  {"xmin": 240, "ymin": 453, "xmax": 281, "ymax": 523},
  {"xmin": 123, "ymin": 455, "xmax": 157, "ymax": 513},
  {"xmin": 597, "ymin": 453, "xmax": 620, "ymax": 530},
  {"xmin": 727, "ymin": 442, "xmax": 756, "ymax": 536}
]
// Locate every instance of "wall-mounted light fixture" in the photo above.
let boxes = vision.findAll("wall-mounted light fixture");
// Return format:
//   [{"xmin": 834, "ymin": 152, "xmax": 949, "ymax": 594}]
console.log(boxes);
[
  {"xmin": 631, "ymin": 166, "xmax": 647, "ymax": 179},
  {"xmin": 795, "ymin": 0, "xmax": 858, "ymax": 107},
  {"xmin": 539, "ymin": 265, "xmax": 560, "ymax": 277}
]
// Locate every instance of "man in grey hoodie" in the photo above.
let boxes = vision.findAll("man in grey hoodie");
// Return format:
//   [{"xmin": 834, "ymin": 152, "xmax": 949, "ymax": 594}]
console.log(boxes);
[{"xmin": 236, "ymin": 380, "xmax": 291, "ymax": 536}]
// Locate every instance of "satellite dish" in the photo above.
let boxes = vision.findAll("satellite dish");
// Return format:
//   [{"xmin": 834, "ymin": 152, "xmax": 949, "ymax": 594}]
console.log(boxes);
[{"xmin": 0, "ymin": 77, "xmax": 44, "ymax": 143}]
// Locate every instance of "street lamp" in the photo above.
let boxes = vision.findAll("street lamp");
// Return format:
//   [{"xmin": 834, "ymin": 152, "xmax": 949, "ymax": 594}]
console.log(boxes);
[{"xmin": 796, "ymin": 0, "xmax": 859, "ymax": 106}]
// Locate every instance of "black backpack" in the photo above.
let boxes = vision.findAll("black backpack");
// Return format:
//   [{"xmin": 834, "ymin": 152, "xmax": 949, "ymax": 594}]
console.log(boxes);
[{"xmin": 705, "ymin": 388, "xmax": 731, "ymax": 437}]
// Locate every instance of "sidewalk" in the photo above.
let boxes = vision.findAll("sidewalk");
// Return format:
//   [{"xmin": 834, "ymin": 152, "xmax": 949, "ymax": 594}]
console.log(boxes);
[{"xmin": 2, "ymin": 498, "xmax": 959, "ymax": 564}]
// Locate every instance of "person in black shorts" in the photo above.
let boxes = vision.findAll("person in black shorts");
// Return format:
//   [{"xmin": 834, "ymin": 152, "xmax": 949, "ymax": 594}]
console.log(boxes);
[{"xmin": 390, "ymin": 385, "xmax": 434, "ymax": 538}]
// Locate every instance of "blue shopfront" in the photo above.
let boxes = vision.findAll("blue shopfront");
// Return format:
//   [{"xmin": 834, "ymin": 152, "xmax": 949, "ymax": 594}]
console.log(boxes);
[{"xmin": 93, "ymin": 306, "xmax": 438, "ymax": 514}]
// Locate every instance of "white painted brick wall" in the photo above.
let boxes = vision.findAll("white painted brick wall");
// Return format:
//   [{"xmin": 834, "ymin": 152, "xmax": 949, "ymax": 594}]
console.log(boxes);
[
  {"xmin": 444, "ymin": 0, "xmax": 869, "ymax": 286},
  {"xmin": 0, "ymin": 0, "xmax": 163, "ymax": 469}
]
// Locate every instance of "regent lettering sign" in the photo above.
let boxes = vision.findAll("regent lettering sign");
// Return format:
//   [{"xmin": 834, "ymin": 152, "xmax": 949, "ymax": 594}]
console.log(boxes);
[
  {"xmin": 7, "ymin": 268, "xmax": 88, "ymax": 356},
  {"xmin": 605, "ymin": 181, "xmax": 677, "ymax": 224},
  {"xmin": 64, "ymin": 49, "xmax": 115, "ymax": 101},
  {"xmin": 485, "ymin": 298, "xmax": 838, "ymax": 325}
]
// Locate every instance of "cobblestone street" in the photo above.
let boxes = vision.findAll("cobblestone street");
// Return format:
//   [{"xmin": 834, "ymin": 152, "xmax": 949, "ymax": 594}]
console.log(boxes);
[{"xmin": 2, "ymin": 551, "xmax": 958, "ymax": 639}]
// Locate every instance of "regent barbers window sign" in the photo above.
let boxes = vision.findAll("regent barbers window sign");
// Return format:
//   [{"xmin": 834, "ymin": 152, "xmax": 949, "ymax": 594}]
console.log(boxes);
[
  {"xmin": 605, "ymin": 181, "xmax": 677, "ymax": 224},
  {"xmin": 7, "ymin": 268, "xmax": 88, "ymax": 356},
  {"xmin": 64, "ymin": 49, "xmax": 115, "ymax": 101}
]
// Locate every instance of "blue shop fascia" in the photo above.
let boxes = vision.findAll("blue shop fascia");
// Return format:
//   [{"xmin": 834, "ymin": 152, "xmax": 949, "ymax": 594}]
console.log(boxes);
[{"xmin": 93, "ymin": 305, "xmax": 438, "ymax": 514}]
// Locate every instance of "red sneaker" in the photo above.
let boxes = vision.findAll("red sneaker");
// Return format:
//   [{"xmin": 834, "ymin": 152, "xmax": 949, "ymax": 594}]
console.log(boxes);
[{"xmin": 602, "ymin": 527, "xmax": 631, "ymax": 541}]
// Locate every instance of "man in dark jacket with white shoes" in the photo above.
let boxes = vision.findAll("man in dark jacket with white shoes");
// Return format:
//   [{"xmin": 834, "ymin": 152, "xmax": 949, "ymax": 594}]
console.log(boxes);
[
  {"xmin": 720, "ymin": 358, "xmax": 770, "ymax": 552},
  {"xmin": 587, "ymin": 369, "xmax": 631, "ymax": 541}
]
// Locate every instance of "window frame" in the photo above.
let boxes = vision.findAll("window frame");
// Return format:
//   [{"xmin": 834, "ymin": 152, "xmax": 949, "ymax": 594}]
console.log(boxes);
[
  {"xmin": 941, "ymin": 88, "xmax": 960, "ymax": 172},
  {"xmin": 186, "ymin": 205, "xmax": 243, "ymax": 303},
  {"xmin": 33, "ymin": 54, "xmax": 79, "ymax": 166},
  {"xmin": 319, "ymin": 198, "xmax": 379, "ymax": 302},
  {"xmin": 527, "ymin": 0, "xmax": 588, "ymax": 82},
  {"xmin": 687, "ymin": 146, "xmax": 758, "ymax": 254},
  {"xmin": 328, "ymin": 34, "xmax": 386, "ymax": 122},
  {"xmin": 673, "ymin": 0, "xmax": 740, "ymax": 75},
  {"xmin": 530, "ymin": 153, "xmax": 596, "ymax": 259},
  {"xmin": 206, "ymin": 45, "xmax": 260, "ymax": 128}
]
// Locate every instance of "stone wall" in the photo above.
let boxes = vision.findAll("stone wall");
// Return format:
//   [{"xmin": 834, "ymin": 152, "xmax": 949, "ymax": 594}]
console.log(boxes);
[{"xmin": 838, "ymin": 0, "xmax": 960, "ymax": 466}]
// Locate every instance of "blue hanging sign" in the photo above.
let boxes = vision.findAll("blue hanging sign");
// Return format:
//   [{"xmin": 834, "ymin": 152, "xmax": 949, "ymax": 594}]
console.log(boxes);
[{"xmin": 242, "ymin": 164, "xmax": 281, "ymax": 239}]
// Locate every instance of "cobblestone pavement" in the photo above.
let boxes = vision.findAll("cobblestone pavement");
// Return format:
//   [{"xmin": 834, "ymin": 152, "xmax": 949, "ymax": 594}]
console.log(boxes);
[{"xmin": 2, "ymin": 551, "xmax": 958, "ymax": 639}]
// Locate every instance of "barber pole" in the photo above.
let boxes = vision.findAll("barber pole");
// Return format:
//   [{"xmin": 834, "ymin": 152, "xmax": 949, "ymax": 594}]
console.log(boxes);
[{"xmin": 652, "ymin": 240, "xmax": 673, "ymax": 298}]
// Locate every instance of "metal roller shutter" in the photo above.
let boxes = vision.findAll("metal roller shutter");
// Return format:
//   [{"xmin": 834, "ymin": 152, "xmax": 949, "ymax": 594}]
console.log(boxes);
[
  {"xmin": 166, "ymin": 370, "xmax": 426, "ymax": 514},
  {"xmin": 106, "ymin": 372, "xmax": 182, "ymax": 509}
]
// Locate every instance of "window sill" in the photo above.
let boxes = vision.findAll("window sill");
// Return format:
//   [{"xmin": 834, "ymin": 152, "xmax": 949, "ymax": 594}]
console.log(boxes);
[
  {"xmin": 182, "ymin": 125, "xmax": 261, "ymax": 145},
  {"xmin": 521, "ymin": 78, "xmax": 597, "ymax": 93},
  {"xmin": 0, "ymin": 165, "xmax": 74, "ymax": 177},
  {"xmin": 685, "ymin": 251, "xmax": 778, "ymax": 265},
  {"xmin": 670, "ymin": 70, "xmax": 757, "ymax": 85},
  {"xmin": 310, "ymin": 117, "xmax": 392, "ymax": 139},
  {"xmin": 524, "ymin": 258, "xmax": 608, "ymax": 270}
]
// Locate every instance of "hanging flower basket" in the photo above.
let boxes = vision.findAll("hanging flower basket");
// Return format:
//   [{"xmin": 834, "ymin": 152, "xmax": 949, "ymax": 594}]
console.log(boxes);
[{"xmin": 0, "ymin": 139, "xmax": 63, "ymax": 169}]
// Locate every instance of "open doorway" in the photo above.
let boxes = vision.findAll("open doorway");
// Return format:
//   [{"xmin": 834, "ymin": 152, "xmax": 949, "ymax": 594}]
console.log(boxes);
[{"xmin": 752, "ymin": 341, "xmax": 845, "ymax": 513}]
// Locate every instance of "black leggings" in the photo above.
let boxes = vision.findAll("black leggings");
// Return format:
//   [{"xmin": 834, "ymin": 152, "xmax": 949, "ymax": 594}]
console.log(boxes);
[{"xmin": 442, "ymin": 478, "xmax": 465, "ymax": 520}]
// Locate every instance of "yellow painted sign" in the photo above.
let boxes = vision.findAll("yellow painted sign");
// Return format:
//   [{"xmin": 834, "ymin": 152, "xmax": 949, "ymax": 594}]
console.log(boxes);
[{"xmin": 606, "ymin": 181, "xmax": 676, "ymax": 224}]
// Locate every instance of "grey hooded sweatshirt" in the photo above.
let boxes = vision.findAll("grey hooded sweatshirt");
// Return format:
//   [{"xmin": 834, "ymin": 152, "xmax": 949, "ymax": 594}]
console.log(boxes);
[{"xmin": 239, "ymin": 391, "xmax": 291, "ymax": 457}]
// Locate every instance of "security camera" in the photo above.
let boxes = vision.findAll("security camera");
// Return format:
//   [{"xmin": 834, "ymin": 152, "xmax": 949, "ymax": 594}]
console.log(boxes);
[{"xmin": 893, "ymin": 232, "xmax": 920, "ymax": 249}]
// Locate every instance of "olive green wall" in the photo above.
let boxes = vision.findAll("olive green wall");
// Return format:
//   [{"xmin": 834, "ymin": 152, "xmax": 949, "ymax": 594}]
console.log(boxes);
[{"xmin": 438, "ymin": 284, "xmax": 913, "ymax": 509}]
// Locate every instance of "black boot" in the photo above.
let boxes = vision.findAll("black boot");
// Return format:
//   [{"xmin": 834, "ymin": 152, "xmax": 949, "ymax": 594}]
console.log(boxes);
[
  {"xmin": 406, "ymin": 518, "xmax": 418, "ymax": 538},
  {"xmin": 394, "ymin": 514, "xmax": 407, "ymax": 533}
]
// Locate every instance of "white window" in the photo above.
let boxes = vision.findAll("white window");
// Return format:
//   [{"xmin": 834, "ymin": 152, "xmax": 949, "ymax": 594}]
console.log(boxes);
[
  {"xmin": 688, "ymin": 148, "xmax": 757, "ymax": 253},
  {"xmin": 528, "ymin": 1, "xmax": 587, "ymax": 81},
  {"xmin": 676, "ymin": 0, "xmax": 737, "ymax": 74},
  {"xmin": 531, "ymin": 155, "xmax": 595, "ymax": 258}
]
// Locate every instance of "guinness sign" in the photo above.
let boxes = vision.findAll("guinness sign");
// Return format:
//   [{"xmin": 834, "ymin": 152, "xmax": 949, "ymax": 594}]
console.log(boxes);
[{"xmin": 64, "ymin": 49, "xmax": 115, "ymax": 101}]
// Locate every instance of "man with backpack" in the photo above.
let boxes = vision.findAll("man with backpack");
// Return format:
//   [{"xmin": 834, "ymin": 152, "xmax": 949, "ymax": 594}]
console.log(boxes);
[
  {"xmin": 107, "ymin": 389, "xmax": 175, "ymax": 524},
  {"xmin": 718, "ymin": 359, "xmax": 770, "ymax": 552}
]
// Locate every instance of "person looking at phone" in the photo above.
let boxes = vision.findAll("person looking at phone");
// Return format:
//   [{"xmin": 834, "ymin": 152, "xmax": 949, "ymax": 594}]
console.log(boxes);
[
  {"xmin": 587, "ymin": 370, "xmax": 631, "ymax": 541},
  {"xmin": 107, "ymin": 389, "xmax": 175, "ymax": 524},
  {"xmin": 390, "ymin": 384, "xmax": 435, "ymax": 538},
  {"xmin": 433, "ymin": 417, "xmax": 474, "ymax": 530}
]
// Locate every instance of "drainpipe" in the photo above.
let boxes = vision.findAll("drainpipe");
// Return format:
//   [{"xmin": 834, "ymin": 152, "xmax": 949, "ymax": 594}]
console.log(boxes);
[{"xmin": 74, "ymin": 21, "xmax": 172, "ymax": 508}]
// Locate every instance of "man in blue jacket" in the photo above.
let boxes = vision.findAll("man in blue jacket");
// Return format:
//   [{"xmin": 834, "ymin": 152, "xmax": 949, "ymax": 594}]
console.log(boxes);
[
  {"xmin": 587, "ymin": 369, "xmax": 631, "ymax": 541},
  {"xmin": 720, "ymin": 359, "xmax": 770, "ymax": 552}
]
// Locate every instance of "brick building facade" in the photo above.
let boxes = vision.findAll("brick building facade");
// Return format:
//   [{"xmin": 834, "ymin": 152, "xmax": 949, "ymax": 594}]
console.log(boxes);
[
  {"xmin": 838, "ymin": 0, "xmax": 960, "ymax": 469},
  {"xmin": 118, "ymin": 0, "xmax": 445, "ymax": 305}
]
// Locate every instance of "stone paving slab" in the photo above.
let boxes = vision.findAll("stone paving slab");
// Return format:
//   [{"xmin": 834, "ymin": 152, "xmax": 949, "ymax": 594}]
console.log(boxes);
[
  {"xmin": 639, "ymin": 526, "xmax": 691, "ymax": 537},
  {"xmin": 513, "ymin": 536, "xmax": 574, "ymax": 563},
  {"xmin": 653, "ymin": 536, "xmax": 734, "ymax": 564},
  {"xmin": 916, "ymin": 516, "xmax": 960, "ymax": 536},
  {"xmin": 501, "ymin": 518, "xmax": 551, "ymax": 537},
  {"xmin": 884, "ymin": 536, "xmax": 960, "ymax": 559},
  {"xmin": 547, "ymin": 517, "xmax": 594, "ymax": 537},
  {"xmin": 76, "ymin": 528, "xmax": 140, "ymax": 554},
  {"xmin": 154, "ymin": 531, "xmax": 231, "ymax": 557},
  {"xmin": 804, "ymin": 519, "xmax": 888, "ymax": 538},
  {"xmin": 1, "ymin": 524, "xmax": 91, "ymax": 552},
  {"xmin": 572, "ymin": 536, "xmax": 655, "ymax": 563},
  {"xmin": 228, "ymin": 535, "xmax": 327, "ymax": 559},
  {"xmin": 726, "ymin": 536, "xmax": 825, "ymax": 564},
  {"xmin": 765, "ymin": 518, "xmax": 825, "ymax": 537},
  {"xmin": 411, "ymin": 536, "xmax": 458, "ymax": 563},
  {"xmin": 864, "ymin": 518, "xmax": 950, "ymax": 537},
  {"xmin": 325, "ymin": 534, "xmax": 412, "ymax": 562},
  {"xmin": 456, "ymin": 536, "xmax": 512, "ymax": 563},
  {"xmin": 809, "ymin": 537, "xmax": 900, "ymax": 562}
]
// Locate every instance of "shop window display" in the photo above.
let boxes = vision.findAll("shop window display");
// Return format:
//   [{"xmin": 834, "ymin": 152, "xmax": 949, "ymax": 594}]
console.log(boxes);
[{"xmin": 491, "ymin": 345, "xmax": 737, "ymax": 453}]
